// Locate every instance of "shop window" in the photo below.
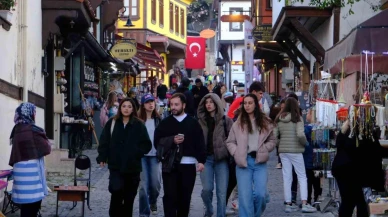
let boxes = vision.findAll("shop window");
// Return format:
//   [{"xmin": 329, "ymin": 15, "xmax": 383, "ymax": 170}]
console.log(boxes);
[
  {"xmin": 229, "ymin": 7, "xmax": 243, "ymax": 32},
  {"xmin": 124, "ymin": 0, "xmax": 140, "ymax": 20},
  {"xmin": 175, "ymin": 6, "xmax": 179, "ymax": 35},
  {"xmin": 151, "ymin": 0, "xmax": 157, "ymax": 23},
  {"xmin": 159, "ymin": 0, "xmax": 164, "ymax": 27},
  {"xmin": 180, "ymin": 8, "xmax": 185, "ymax": 38},
  {"xmin": 267, "ymin": 0, "xmax": 273, "ymax": 9},
  {"xmin": 169, "ymin": 2, "xmax": 174, "ymax": 32}
]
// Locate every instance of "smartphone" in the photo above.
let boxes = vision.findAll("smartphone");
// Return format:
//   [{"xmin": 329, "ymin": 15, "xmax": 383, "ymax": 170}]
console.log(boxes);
[{"xmin": 177, "ymin": 134, "xmax": 184, "ymax": 137}]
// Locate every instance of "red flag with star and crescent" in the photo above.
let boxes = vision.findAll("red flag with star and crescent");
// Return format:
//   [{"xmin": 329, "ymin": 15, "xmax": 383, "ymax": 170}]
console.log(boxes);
[{"xmin": 185, "ymin": 36, "xmax": 206, "ymax": 69}]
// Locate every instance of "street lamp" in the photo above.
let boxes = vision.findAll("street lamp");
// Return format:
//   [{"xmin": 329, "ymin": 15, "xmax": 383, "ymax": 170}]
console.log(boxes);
[
  {"xmin": 121, "ymin": 7, "xmax": 135, "ymax": 27},
  {"xmin": 124, "ymin": 18, "xmax": 135, "ymax": 27}
]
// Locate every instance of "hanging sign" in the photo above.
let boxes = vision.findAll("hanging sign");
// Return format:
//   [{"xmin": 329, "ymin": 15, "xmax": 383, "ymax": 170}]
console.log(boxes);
[
  {"xmin": 220, "ymin": 15, "xmax": 250, "ymax": 22},
  {"xmin": 200, "ymin": 29, "xmax": 216, "ymax": 39},
  {"xmin": 252, "ymin": 25, "xmax": 273, "ymax": 41},
  {"xmin": 110, "ymin": 42, "xmax": 137, "ymax": 60}
]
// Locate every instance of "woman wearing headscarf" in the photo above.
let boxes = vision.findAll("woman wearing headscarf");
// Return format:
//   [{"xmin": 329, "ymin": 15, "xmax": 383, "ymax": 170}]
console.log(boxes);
[{"xmin": 9, "ymin": 103, "xmax": 51, "ymax": 217}]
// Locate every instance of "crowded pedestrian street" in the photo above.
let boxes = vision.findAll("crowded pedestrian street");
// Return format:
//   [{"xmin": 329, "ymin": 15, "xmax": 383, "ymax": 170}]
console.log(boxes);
[
  {"xmin": 5, "ymin": 148, "xmax": 337, "ymax": 217},
  {"xmin": 2, "ymin": 0, "xmax": 388, "ymax": 217}
]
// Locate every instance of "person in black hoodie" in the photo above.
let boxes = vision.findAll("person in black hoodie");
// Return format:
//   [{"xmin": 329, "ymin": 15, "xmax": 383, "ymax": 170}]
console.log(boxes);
[
  {"xmin": 175, "ymin": 77, "xmax": 195, "ymax": 117},
  {"xmin": 97, "ymin": 98, "xmax": 152, "ymax": 217},
  {"xmin": 333, "ymin": 119, "xmax": 388, "ymax": 217},
  {"xmin": 154, "ymin": 93, "xmax": 206, "ymax": 217},
  {"xmin": 191, "ymin": 78, "xmax": 209, "ymax": 113}
]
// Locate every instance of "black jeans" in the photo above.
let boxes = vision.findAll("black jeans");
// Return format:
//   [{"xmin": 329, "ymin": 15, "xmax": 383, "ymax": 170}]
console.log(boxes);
[
  {"xmin": 335, "ymin": 173, "xmax": 368, "ymax": 217},
  {"xmin": 226, "ymin": 159, "xmax": 237, "ymax": 203},
  {"xmin": 306, "ymin": 169, "xmax": 322, "ymax": 204},
  {"xmin": 162, "ymin": 164, "xmax": 196, "ymax": 217},
  {"xmin": 20, "ymin": 200, "xmax": 42, "ymax": 217},
  {"xmin": 108, "ymin": 170, "xmax": 140, "ymax": 217}
]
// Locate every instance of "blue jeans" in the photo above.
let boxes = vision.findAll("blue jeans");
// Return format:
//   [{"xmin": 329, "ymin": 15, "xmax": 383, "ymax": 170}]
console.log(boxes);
[
  {"xmin": 139, "ymin": 156, "xmax": 161, "ymax": 216},
  {"xmin": 236, "ymin": 156, "xmax": 268, "ymax": 217},
  {"xmin": 200, "ymin": 155, "xmax": 229, "ymax": 217}
]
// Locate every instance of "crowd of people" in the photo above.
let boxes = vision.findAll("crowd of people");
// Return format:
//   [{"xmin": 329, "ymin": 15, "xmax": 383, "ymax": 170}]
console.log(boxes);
[
  {"xmin": 93, "ymin": 75, "xmax": 322, "ymax": 217},
  {"xmin": 7, "ymin": 76, "xmax": 322, "ymax": 217}
]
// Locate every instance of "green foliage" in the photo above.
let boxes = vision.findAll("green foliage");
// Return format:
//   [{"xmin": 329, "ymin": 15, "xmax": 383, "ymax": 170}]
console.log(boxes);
[
  {"xmin": 0, "ymin": 0, "xmax": 15, "ymax": 10},
  {"xmin": 187, "ymin": 0, "xmax": 210, "ymax": 24},
  {"xmin": 285, "ymin": 0, "xmax": 380, "ymax": 16}
]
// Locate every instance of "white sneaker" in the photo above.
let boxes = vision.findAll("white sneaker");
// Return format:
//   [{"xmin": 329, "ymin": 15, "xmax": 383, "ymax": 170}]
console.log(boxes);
[
  {"xmin": 276, "ymin": 163, "xmax": 282, "ymax": 169},
  {"xmin": 285, "ymin": 204, "xmax": 298, "ymax": 213},
  {"xmin": 302, "ymin": 204, "xmax": 317, "ymax": 213},
  {"xmin": 226, "ymin": 208, "xmax": 235, "ymax": 215}
]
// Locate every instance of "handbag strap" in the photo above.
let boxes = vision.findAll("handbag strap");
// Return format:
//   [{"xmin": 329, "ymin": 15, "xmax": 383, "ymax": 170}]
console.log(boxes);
[{"xmin": 110, "ymin": 119, "xmax": 115, "ymax": 136}]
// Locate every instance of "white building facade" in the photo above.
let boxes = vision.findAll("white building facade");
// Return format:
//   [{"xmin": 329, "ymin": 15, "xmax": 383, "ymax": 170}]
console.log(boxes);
[
  {"xmin": 219, "ymin": 0, "xmax": 251, "ymax": 83},
  {"xmin": 0, "ymin": 1, "xmax": 45, "ymax": 171},
  {"xmin": 272, "ymin": 0, "xmax": 381, "ymax": 72}
]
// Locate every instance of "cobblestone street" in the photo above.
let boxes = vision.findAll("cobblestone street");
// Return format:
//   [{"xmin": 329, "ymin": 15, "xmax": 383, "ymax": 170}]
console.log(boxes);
[{"xmin": 6, "ymin": 148, "xmax": 338, "ymax": 217}]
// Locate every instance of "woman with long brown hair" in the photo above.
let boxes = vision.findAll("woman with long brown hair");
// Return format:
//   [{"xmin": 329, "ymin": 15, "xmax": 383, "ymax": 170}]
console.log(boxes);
[
  {"xmin": 97, "ymin": 98, "xmax": 151, "ymax": 217},
  {"xmin": 274, "ymin": 97, "xmax": 316, "ymax": 213},
  {"xmin": 226, "ymin": 93, "xmax": 276, "ymax": 217},
  {"xmin": 137, "ymin": 94, "xmax": 163, "ymax": 216}
]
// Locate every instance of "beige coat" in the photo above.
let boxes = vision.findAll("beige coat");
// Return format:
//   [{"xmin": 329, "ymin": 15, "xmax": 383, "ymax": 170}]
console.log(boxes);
[
  {"xmin": 226, "ymin": 118, "xmax": 277, "ymax": 167},
  {"xmin": 274, "ymin": 113, "xmax": 307, "ymax": 153}
]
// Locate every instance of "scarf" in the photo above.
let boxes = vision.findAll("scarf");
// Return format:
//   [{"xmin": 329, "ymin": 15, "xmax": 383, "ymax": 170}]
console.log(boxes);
[
  {"xmin": 9, "ymin": 124, "xmax": 51, "ymax": 166},
  {"xmin": 9, "ymin": 103, "xmax": 51, "ymax": 166},
  {"xmin": 14, "ymin": 102, "xmax": 36, "ymax": 124}
]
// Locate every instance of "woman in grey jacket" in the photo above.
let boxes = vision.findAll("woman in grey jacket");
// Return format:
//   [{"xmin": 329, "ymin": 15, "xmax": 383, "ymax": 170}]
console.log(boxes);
[
  {"xmin": 274, "ymin": 97, "xmax": 316, "ymax": 213},
  {"xmin": 197, "ymin": 93, "xmax": 233, "ymax": 217}
]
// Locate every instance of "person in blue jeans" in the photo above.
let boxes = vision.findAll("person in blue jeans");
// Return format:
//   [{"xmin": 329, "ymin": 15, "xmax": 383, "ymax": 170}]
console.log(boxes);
[
  {"xmin": 197, "ymin": 93, "xmax": 234, "ymax": 217},
  {"xmin": 138, "ymin": 94, "xmax": 162, "ymax": 216},
  {"xmin": 226, "ymin": 94, "xmax": 277, "ymax": 217}
]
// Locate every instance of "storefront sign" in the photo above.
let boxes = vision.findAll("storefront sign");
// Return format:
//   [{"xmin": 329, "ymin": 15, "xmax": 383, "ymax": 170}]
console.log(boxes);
[
  {"xmin": 220, "ymin": 15, "xmax": 250, "ymax": 22},
  {"xmin": 244, "ymin": 20, "xmax": 254, "ymax": 95},
  {"xmin": 252, "ymin": 25, "xmax": 273, "ymax": 41},
  {"xmin": 110, "ymin": 43, "xmax": 137, "ymax": 60}
]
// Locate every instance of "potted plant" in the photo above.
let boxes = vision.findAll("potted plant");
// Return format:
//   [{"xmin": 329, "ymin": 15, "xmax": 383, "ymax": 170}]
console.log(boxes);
[{"xmin": 0, "ymin": 0, "xmax": 15, "ymax": 22}]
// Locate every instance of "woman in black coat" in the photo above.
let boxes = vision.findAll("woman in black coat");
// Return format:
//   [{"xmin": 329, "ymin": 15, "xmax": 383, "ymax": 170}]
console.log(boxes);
[
  {"xmin": 333, "ymin": 120, "xmax": 388, "ymax": 217},
  {"xmin": 97, "ymin": 98, "xmax": 152, "ymax": 217}
]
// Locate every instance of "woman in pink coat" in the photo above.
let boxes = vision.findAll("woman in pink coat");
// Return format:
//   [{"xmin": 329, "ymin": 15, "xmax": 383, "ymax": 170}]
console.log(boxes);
[{"xmin": 226, "ymin": 93, "xmax": 276, "ymax": 217}]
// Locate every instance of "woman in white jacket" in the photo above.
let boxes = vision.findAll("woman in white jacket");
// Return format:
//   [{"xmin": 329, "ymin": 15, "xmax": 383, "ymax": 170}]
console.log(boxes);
[{"xmin": 274, "ymin": 97, "xmax": 316, "ymax": 213}]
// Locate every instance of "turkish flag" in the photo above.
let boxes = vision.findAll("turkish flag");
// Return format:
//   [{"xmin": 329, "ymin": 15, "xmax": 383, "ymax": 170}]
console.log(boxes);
[{"xmin": 185, "ymin": 36, "xmax": 206, "ymax": 69}]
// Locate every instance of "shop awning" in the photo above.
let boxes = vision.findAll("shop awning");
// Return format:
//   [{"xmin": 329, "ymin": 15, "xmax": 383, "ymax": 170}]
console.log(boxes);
[
  {"xmin": 272, "ymin": 7, "xmax": 332, "ymax": 65},
  {"xmin": 324, "ymin": 10, "xmax": 388, "ymax": 74},
  {"xmin": 146, "ymin": 35, "xmax": 186, "ymax": 59},
  {"xmin": 133, "ymin": 43, "xmax": 166, "ymax": 73}
]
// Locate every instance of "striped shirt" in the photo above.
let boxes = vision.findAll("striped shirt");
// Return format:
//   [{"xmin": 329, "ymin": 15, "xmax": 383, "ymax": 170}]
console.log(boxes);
[{"xmin": 12, "ymin": 158, "xmax": 48, "ymax": 204}]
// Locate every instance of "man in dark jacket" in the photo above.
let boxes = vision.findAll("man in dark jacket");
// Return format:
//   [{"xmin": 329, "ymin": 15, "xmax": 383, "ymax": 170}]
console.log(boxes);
[
  {"xmin": 175, "ymin": 77, "xmax": 195, "ymax": 117},
  {"xmin": 191, "ymin": 78, "xmax": 209, "ymax": 113},
  {"xmin": 154, "ymin": 93, "xmax": 206, "ymax": 217}
]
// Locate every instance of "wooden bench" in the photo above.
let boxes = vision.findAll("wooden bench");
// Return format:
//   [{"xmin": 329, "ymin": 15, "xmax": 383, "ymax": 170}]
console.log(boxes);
[{"xmin": 54, "ymin": 185, "xmax": 89, "ymax": 217}]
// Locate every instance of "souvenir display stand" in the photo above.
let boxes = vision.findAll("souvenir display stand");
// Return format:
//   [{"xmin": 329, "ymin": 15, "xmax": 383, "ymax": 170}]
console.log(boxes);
[{"xmin": 309, "ymin": 78, "xmax": 341, "ymax": 213}]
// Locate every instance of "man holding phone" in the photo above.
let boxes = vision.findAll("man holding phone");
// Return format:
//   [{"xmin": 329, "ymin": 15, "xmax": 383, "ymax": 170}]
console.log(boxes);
[{"xmin": 155, "ymin": 93, "xmax": 206, "ymax": 217}]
